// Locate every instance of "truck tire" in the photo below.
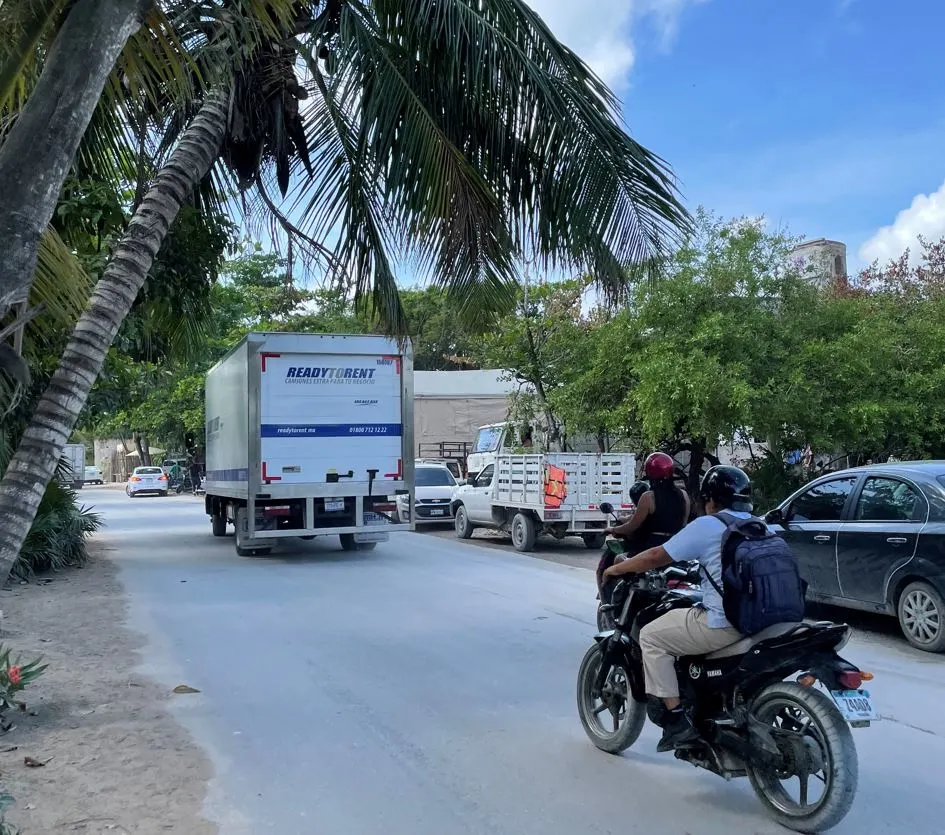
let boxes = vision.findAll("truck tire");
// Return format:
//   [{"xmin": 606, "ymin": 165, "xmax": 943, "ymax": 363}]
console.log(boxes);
[
  {"xmin": 897, "ymin": 580, "xmax": 945, "ymax": 652},
  {"xmin": 211, "ymin": 515, "xmax": 227, "ymax": 537},
  {"xmin": 234, "ymin": 507, "xmax": 271, "ymax": 557},
  {"xmin": 511, "ymin": 512, "xmax": 537, "ymax": 552},
  {"xmin": 583, "ymin": 533, "xmax": 606, "ymax": 549},
  {"xmin": 340, "ymin": 534, "xmax": 377, "ymax": 552},
  {"xmin": 454, "ymin": 505, "xmax": 474, "ymax": 539}
]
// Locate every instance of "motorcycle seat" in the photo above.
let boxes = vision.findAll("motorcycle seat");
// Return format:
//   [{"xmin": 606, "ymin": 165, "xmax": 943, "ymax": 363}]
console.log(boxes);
[{"xmin": 704, "ymin": 622, "xmax": 805, "ymax": 660}]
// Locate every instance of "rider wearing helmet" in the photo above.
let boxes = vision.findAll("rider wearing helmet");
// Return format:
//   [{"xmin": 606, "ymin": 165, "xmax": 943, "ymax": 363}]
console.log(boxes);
[
  {"xmin": 606, "ymin": 452, "xmax": 690, "ymax": 550},
  {"xmin": 603, "ymin": 465, "xmax": 753, "ymax": 752}
]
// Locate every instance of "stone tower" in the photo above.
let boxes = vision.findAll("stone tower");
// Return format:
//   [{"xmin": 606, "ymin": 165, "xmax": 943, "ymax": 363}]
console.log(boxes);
[{"xmin": 791, "ymin": 239, "xmax": 847, "ymax": 287}]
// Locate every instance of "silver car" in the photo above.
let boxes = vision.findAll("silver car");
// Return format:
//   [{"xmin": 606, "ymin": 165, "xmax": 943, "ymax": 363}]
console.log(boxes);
[{"xmin": 126, "ymin": 466, "xmax": 169, "ymax": 497}]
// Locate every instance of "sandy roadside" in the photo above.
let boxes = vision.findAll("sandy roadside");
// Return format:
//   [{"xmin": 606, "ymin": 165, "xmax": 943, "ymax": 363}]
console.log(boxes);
[{"xmin": 0, "ymin": 546, "xmax": 216, "ymax": 834}]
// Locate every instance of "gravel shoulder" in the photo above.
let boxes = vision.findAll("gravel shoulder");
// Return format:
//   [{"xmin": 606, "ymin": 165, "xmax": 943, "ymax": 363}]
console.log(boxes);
[{"xmin": 0, "ymin": 546, "xmax": 215, "ymax": 834}]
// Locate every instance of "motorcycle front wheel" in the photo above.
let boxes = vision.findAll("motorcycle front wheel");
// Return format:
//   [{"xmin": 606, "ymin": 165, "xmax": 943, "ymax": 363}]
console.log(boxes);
[
  {"xmin": 746, "ymin": 681, "xmax": 858, "ymax": 834},
  {"xmin": 576, "ymin": 642, "xmax": 645, "ymax": 754}
]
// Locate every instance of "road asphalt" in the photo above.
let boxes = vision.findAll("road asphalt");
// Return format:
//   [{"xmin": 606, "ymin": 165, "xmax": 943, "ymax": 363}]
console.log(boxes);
[{"xmin": 87, "ymin": 485, "xmax": 945, "ymax": 834}]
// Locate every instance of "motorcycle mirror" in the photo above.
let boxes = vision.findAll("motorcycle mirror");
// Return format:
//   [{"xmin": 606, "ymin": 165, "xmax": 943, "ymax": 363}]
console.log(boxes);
[
  {"xmin": 599, "ymin": 502, "xmax": 614, "ymax": 515},
  {"xmin": 764, "ymin": 508, "xmax": 784, "ymax": 525}
]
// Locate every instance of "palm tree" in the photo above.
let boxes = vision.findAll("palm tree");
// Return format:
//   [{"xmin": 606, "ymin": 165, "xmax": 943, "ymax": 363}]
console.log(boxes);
[{"xmin": 0, "ymin": 0, "xmax": 690, "ymax": 579}]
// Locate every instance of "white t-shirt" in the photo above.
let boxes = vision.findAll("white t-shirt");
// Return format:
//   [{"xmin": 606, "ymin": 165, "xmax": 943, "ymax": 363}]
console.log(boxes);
[{"xmin": 662, "ymin": 512, "xmax": 753, "ymax": 629}]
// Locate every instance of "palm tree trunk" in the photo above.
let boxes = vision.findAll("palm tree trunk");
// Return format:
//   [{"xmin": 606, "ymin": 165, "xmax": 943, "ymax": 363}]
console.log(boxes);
[
  {"xmin": 0, "ymin": 0, "xmax": 150, "ymax": 318},
  {"xmin": 0, "ymin": 93, "xmax": 229, "ymax": 582}
]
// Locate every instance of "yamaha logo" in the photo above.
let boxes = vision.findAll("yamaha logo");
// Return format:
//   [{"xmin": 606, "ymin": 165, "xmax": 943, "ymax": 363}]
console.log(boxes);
[{"xmin": 688, "ymin": 664, "xmax": 702, "ymax": 680}]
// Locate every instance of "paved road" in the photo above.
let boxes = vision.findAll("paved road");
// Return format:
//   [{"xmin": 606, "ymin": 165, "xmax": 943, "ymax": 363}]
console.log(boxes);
[{"xmin": 86, "ymin": 486, "xmax": 945, "ymax": 834}]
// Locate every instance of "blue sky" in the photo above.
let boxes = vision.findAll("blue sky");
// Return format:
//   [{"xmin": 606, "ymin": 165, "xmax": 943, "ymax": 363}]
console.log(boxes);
[{"xmin": 531, "ymin": 0, "xmax": 945, "ymax": 270}]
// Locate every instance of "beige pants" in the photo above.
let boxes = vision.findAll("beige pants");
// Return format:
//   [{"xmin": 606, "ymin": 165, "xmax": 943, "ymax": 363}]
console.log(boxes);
[{"xmin": 639, "ymin": 608, "xmax": 742, "ymax": 698}]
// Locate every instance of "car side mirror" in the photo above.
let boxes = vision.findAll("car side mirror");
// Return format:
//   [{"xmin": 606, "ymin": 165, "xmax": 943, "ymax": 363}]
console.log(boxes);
[
  {"xmin": 764, "ymin": 508, "xmax": 784, "ymax": 525},
  {"xmin": 466, "ymin": 475, "xmax": 477, "ymax": 486},
  {"xmin": 599, "ymin": 502, "xmax": 614, "ymax": 515}
]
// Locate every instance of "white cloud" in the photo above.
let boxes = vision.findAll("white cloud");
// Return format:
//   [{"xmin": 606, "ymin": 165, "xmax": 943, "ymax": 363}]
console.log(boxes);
[
  {"xmin": 527, "ymin": 0, "xmax": 706, "ymax": 88},
  {"xmin": 858, "ymin": 179, "xmax": 945, "ymax": 265}
]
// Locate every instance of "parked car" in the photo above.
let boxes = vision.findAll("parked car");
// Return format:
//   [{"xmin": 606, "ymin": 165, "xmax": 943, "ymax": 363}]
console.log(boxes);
[
  {"xmin": 397, "ymin": 462, "xmax": 457, "ymax": 524},
  {"xmin": 126, "ymin": 466, "xmax": 169, "ymax": 498},
  {"xmin": 765, "ymin": 461, "xmax": 945, "ymax": 652},
  {"xmin": 415, "ymin": 457, "xmax": 463, "ymax": 480},
  {"xmin": 84, "ymin": 465, "xmax": 104, "ymax": 485}
]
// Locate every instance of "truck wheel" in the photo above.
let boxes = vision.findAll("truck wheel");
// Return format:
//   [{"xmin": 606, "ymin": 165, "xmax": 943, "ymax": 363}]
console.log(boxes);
[
  {"xmin": 511, "ymin": 513, "xmax": 537, "ymax": 552},
  {"xmin": 454, "ymin": 505, "xmax": 474, "ymax": 539},
  {"xmin": 234, "ymin": 507, "xmax": 271, "ymax": 557},
  {"xmin": 340, "ymin": 534, "xmax": 376, "ymax": 552},
  {"xmin": 898, "ymin": 581, "xmax": 945, "ymax": 652},
  {"xmin": 211, "ymin": 515, "xmax": 227, "ymax": 537},
  {"xmin": 583, "ymin": 533, "xmax": 606, "ymax": 550}
]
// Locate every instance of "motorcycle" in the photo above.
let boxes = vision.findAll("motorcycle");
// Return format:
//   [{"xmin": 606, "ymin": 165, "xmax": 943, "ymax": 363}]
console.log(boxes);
[{"xmin": 577, "ymin": 506, "xmax": 876, "ymax": 833}]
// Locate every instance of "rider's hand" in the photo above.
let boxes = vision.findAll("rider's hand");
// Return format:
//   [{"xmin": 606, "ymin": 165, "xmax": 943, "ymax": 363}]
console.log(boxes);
[{"xmin": 604, "ymin": 528, "xmax": 615, "ymax": 536}]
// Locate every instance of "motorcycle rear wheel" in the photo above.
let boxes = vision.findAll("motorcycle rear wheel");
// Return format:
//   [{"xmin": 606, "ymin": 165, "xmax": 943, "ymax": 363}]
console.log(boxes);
[
  {"xmin": 746, "ymin": 681, "xmax": 858, "ymax": 834},
  {"xmin": 576, "ymin": 643, "xmax": 645, "ymax": 754}
]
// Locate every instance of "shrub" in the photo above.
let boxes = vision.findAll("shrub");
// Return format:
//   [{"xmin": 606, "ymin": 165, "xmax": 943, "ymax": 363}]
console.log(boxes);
[{"xmin": 14, "ymin": 479, "xmax": 101, "ymax": 579}]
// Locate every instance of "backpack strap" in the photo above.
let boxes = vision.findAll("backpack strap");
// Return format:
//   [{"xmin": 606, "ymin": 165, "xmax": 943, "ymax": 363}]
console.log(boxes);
[{"xmin": 699, "ymin": 512, "xmax": 735, "ymax": 596}]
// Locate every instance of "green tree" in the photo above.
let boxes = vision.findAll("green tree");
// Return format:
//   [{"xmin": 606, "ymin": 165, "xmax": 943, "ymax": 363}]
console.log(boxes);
[{"xmin": 0, "ymin": 0, "xmax": 689, "ymax": 580}]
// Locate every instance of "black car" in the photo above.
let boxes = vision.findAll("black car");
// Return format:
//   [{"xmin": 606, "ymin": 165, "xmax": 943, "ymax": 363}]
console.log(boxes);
[{"xmin": 765, "ymin": 461, "xmax": 945, "ymax": 652}]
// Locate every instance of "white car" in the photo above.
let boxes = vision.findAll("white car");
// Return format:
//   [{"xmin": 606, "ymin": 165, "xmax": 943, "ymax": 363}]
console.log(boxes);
[
  {"xmin": 84, "ymin": 465, "xmax": 103, "ymax": 485},
  {"xmin": 126, "ymin": 466, "xmax": 169, "ymax": 497},
  {"xmin": 398, "ymin": 462, "xmax": 457, "ymax": 524}
]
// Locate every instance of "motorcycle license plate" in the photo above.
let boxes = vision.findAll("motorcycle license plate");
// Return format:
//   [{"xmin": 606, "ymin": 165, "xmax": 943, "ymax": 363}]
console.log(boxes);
[{"xmin": 830, "ymin": 689, "xmax": 879, "ymax": 723}]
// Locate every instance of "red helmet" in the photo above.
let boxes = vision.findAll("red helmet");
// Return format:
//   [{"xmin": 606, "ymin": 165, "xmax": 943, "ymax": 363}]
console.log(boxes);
[{"xmin": 644, "ymin": 452, "xmax": 675, "ymax": 481}]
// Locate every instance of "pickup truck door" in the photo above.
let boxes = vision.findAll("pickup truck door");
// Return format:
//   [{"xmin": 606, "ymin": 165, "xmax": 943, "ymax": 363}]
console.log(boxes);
[{"xmin": 464, "ymin": 465, "xmax": 495, "ymax": 523}]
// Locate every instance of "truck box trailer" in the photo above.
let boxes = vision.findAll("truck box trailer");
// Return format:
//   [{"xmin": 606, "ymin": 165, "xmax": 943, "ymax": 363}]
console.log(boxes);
[
  {"xmin": 450, "ymin": 452, "xmax": 637, "ymax": 551},
  {"xmin": 204, "ymin": 333, "xmax": 414, "ymax": 556},
  {"xmin": 60, "ymin": 443, "xmax": 85, "ymax": 490}
]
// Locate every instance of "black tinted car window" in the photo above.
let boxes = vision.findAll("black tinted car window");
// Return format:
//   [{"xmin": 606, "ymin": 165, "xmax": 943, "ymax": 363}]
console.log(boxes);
[
  {"xmin": 477, "ymin": 466, "xmax": 494, "ymax": 486},
  {"xmin": 416, "ymin": 467, "xmax": 456, "ymax": 487},
  {"xmin": 790, "ymin": 477, "xmax": 857, "ymax": 522},
  {"xmin": 855, "ymin": 477, "xmax": 923, "ymax": 522}
]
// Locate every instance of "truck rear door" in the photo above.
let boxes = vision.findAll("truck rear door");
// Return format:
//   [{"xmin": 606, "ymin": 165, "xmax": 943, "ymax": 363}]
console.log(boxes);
[{"xmin": 258, "ymin": 352, "xmax": 404, "ymax": 485}]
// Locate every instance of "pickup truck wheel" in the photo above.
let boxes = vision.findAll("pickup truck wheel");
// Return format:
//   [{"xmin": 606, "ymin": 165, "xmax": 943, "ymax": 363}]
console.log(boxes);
[
  {"xmin": 340, "ymin": 534, "xmax": 376, "ymax": 552},
  {"xmin": 511, "ymin": 513, "xmax": 537, "ymax": 552},
  {"xmin": 211, "ymin": 515, "xmax": 227, "ymax": 537},
  {"xmin": 454, "ymin": 505, "xmax": 474, "ymax": 539},
  {"xmin": 583, "ymin": 533, "xmax": 606, "ymax": 550},
  {"xmin": 898, "ymin": 581, "xmax": 945, "ymax": 652}
]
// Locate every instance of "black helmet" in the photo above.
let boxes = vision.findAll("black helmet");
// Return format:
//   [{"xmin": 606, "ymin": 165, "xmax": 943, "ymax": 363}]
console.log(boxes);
[
  {"xmin": 628, "ymin": 480, "xmax": 649, "ymax": 506},
  {"xmin": 700, "ymin": 465, "xmax": 752, "ymax": 513}
]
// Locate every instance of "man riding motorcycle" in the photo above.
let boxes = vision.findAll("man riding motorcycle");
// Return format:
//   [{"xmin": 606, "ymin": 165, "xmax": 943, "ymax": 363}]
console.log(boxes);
[{"xmin": 603, "ymin": 465, "xmax": 753, "ymax": 752}]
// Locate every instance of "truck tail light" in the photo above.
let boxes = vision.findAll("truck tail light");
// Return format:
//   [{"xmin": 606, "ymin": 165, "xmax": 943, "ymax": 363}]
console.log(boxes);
[{"xmin": 371, "ymin": 502, "xmax": 396, "ymax": 512}]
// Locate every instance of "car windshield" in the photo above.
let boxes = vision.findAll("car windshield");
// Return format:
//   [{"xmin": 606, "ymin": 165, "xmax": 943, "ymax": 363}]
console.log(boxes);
[
  {"xmin": 136, "ymin": 467, "xmax": 163, "ymax": 475},
  {"xmin": 938, "ymin": 476, "xmax": 945, "ymax": 491},
  {"xmin": 416, "ymin": 467, "xmax": 456, "ymax": 487},
  {"xmin": 474, "ymin": 426, "xmax": 504, "ymax": 453}
]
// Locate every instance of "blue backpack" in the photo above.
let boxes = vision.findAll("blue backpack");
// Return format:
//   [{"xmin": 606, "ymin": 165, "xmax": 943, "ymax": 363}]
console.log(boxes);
[{"xmin": 703, "ymin": 512, "xmax": 808, "ymax": 635}]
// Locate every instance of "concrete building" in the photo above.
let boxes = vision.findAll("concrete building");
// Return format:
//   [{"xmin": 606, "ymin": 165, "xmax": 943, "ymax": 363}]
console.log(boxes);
[
  {"xmin": 413, "ymin": 370, "xmax": 517, "ymax": 459},
  {"xmin": 791, "ymin": 238, "xmax": 847, "ymax": 286}
]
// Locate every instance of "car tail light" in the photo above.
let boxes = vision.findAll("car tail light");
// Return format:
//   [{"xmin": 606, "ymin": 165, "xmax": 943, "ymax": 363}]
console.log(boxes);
[
  {"xmin": 130, "ymin": 476, "xmax": 141, "ymax": 482},
  {"xmin": 159, "ymin": 474, "xmax": 168, "ymax": 481},
  {"xmin": 838, "ymin": 670, "xmax": 866, "ymax": 690}
]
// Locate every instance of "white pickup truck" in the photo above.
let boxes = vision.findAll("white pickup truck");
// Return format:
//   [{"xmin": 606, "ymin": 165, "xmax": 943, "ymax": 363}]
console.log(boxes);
[{"xmin": 450, "ymin": 452, "xmax": 637, "ymax": 552}]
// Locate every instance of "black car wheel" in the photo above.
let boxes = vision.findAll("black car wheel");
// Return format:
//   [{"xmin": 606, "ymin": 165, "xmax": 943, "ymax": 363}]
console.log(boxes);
[{"xmin": 898, "ymin": 581, "xmax": 945, "ymax": 652}]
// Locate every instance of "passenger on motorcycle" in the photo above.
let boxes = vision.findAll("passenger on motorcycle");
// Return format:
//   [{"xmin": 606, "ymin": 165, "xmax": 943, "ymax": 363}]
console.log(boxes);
[
  {"xmin": 603, "ymin": 465, "xmax": 752, "ymax": 752},
  {"xmin": 604, "ymin": 452, "xmax": 689, "ymax": 550}
]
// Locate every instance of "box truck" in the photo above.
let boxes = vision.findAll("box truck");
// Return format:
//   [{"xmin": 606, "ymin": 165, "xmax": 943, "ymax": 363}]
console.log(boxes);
[
  {"xmin": 204, "ymin": 333, "xmax": 414, "ymax": 556},
  {"xmin": 60, "ymin": 443, "xmax": 85, "ymax": 490}
]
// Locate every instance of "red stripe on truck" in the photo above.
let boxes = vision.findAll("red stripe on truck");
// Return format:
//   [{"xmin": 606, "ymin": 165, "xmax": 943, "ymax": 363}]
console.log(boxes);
[
  {"xmin": 381, "ymin": 355, "xmax": 402, "ymax": 375},
  {"xmin": 260, "ymin": 352, "xmax": 281, "ymax": 372},
  {"xmin": 384, "ymin": 458, "xmax": 403, "ymax": 479},
  {"xmin": 261, "ymin": 461, "xmax": 282, "ymax": 482}
]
